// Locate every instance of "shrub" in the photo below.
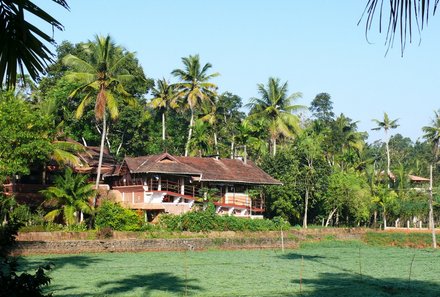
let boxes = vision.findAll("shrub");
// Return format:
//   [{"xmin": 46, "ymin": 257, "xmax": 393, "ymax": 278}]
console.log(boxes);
[
  {"xmin": 95, "ymin": 200, "xmax": 143, "ymax": 231},
  {"xmin": 0, "ymin": 222, "xmax": 52, "ymax": 297},
  {"xmin": 159, "ymin": 204, "xmax": 290, "ymax": 232}
]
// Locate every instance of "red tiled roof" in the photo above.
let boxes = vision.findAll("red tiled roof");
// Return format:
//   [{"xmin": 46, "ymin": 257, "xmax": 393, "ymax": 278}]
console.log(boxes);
[
  {"xmin": 124, "ymin": 153, "xmax": 202, "ymax": 176},
  {"xmin": 74, "ymin": 146, "xmax": 117, "ymax": 175},
  {"xmin": 123, "ymin": 153, "xmax": 282, "ymax": 185}
]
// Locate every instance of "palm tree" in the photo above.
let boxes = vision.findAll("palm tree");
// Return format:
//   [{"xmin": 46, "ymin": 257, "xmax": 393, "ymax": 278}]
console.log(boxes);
[
  {"xmin": 200, "ymin": 97, "xmax": 221, "ymax": 156},
  {"xmin": 372, "ymin": 112, "xmax": 399, "ymax": 176},
  {"xmin": 422, "ymin": 110, "xmax": 440, "ymax": 162},
  {"xmin": 188, "ymin": 119, "xmax": 210, "ymax": 157},
  {"xmin": 41, "ymin": 167, "xmax": 95, "ymax": 226},
  {"xmin": 150, "ymin": 78, "xmax": 178, "ymax": 142},
  {"xmin": 360, "ymin": 0, "xmax": 438, "ymax": 55},
  {"xmin": 38, "ymin": 97, "xmax": 86, "ymax": 184},
  {"xmin": 332, "ymin": 114, "xmax": 366, "ymax": 170},
  {"xmin": 0, "ymin": 0, "xmax": 69, "ymax": 88},
  {"xmin": 246, "ymin": 77, "xmax": 303, "ymax": 156},
  {"xmin": 62, "ymin": 35, "xmax": 140, "ymax": 207},
  {"xmin": 171, "ymin": 54, "xmax": 219, "ymax": 156}
]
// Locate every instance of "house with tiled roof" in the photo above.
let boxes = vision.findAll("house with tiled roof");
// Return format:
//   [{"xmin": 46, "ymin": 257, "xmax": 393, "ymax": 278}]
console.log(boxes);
[{"xmin": 108, "ymin": 153, "xmax": 281, "ymax": 220}]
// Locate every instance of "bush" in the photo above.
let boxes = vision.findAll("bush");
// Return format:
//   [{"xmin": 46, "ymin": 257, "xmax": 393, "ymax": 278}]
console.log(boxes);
[
  {"xmin": 95, "ymin": 200, "xmax": 143, "ymax": 231},
  {"xmin": 0, "ymin": 222, "xmax": 52, "ymax": 297},
  {"xmin": 159, "ymin": 203, "xmax": 290, "ymax": 232}
]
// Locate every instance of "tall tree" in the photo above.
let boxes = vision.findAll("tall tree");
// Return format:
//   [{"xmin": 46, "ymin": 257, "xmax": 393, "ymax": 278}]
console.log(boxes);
[
  {"xmin": 0, "ymin": 91, "xmax": 52, "ymax": 183},
  {"xmin": 62, "ymin": 35, "xmax": 143, "ymax": 207},
  {"xmin": 0, "ymin": 0, "xmax": 69, "ymax": 88},
  {"xmin": 171, "ymin": 54, "xmax": 219, "ymax": 156},
  {"xmin": 422, "ymin": 110, "xmax": 440, "ymax": 162},
  {"xmin": 309, "ymin": 92, "xmax": 334, "ymax": 122},
  {"xmin": 372, "ymin": 112, "xmax": 399, "ymax": 176},
  {"xmin": 150, "ymin": 78, "xmax": 178, "ymax": 142},
  {"xmin": 246, "ymin": 77, "xmax": 304, "ymax": 156},
  {"xmin": 296, "ymin": 133, "xmax": 324, "ymax": 228}
]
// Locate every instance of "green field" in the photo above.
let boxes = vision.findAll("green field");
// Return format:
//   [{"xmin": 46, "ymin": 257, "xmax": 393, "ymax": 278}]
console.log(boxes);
[{"xmin": 22, "ymin": 241, "xmax": 440, "ymax": 297}]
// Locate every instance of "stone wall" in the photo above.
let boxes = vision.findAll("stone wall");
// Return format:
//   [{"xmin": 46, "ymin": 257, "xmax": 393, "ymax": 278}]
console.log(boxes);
[{"xmin": 13, "ymin": 228, "xmax": 366, "ymax": 255}]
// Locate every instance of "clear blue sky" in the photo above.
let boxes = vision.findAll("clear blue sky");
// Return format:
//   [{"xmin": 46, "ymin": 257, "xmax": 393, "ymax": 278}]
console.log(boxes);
[{"xmin": 34, "ymin": 0, "xmax": 440, "ymax": 143}]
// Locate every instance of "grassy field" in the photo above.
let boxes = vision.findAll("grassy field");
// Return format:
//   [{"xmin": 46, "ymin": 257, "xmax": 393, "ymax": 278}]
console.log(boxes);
[{"xmin": 21, "ymin": 240, "xmax": 440, "ymax": 297}]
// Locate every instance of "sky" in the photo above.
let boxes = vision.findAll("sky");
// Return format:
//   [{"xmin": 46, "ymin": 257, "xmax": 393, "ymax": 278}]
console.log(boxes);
[{"xmin": 33, "ymin": 0, "xmax": 440, "ymax": 143}]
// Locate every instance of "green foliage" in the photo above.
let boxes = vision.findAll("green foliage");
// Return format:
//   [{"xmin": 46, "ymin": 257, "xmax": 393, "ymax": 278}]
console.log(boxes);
[
  {"xmin": 326, "ymin": 169, "xmax": 371, "ymax": 225},
  {"xmin": 363, "ymin": 232, "xmax": 434, "ymax": 248},
  {"xmin": 41, "ymin": 168, "xmax": 94, "ymax": 226},
  {"xmin": 158, "ymin": 204, "xmax": 289, "ymax": 232},
  {"xmin": 0, "ymin": 0, "xmax": 68, "ymax": 88},
  {"xmin": 0, "ymin": 92, "xmax": 52, "ymax": 182},
  {"xmin": 260, "ymin": 149, "xmax": 302, "ymax": 224},
  {"xmin": 95, "ymin": 200, "xmax": 143, "ymax": 231},
  {"xmin": 0, "ymin": 222, "xmax": 52, "ymax": 297}
]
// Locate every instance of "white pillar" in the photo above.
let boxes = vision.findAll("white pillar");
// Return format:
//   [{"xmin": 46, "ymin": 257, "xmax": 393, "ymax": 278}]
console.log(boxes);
[{"xmin": 181, "ymin": 178, "xmax": 185, "ymax": 195}]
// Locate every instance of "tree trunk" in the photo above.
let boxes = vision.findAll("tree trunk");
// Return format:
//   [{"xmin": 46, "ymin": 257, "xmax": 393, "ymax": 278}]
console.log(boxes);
[
  {"xmin": 162, "ymin": 112, "xmax": 166, "ymax": 141},
  {"xmin": 272, "ymin": 138, "xmax": 277, "ymax": 156},
  {"xmin": 373, "ymin": 210, "xmax": 378, "ymax": 228},
  {"xmin": 42, "ymin": 163, "xmax": 46, "ymax": 185},
  {"xmin": 429, "ymin": 164, "xmax": 437, "ymax": 248},
  {"xmin": 184, "ymin": 109, "xmax": 194, "ymax": 157},
  {"xmin": 325, "ymin": 207, "xmax": 338, "ymax": 227},
  {"xmin": 214, "ymin": 132, "xmax": 219, "ymax": 156},
  {"xmin": 303, "ymin": 187, "xmax": 309, "ymax": 229},
  {"xmin": 386, "ymin": 138, "xmax": 391, "ymax": 175},
  {"xmin": 94, "ymin": 112, "xmax": 106, "ymax": 208},
  {"xmin": 383, "ymin": 209, "xmax": 387, "ymax": 230},
  {"xmin": 230, "ymin": 141, "xmax": 234, "ymax": 159}
]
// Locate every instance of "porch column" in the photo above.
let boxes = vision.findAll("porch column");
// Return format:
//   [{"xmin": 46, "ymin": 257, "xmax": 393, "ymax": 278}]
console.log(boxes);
[
  {"xmin": 181, "ymin": 177, "xmax": 185, "ymax": 195},
  {"xmin": 158, "ymin": 176, "xmax": 162, "ymax": 191}
]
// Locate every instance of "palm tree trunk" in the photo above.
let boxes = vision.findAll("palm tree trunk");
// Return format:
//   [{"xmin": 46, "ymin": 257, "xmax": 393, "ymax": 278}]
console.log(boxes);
[
  {"xmin": 386, "ymin": 139, "xmax": 391, "ymax": 175},
  {"xmin": 230, "ymin": 141, "xmax": 234, "ymax": 159},
  {"xmin": 162, "ymin": 112, "xmax": 166, "ymax": 141},
  {"xmin": 383, "ymin": 209, "xmax": 387, "ymax": 229},
  {"xmin": 214, "ymin": 131, "xmax": 219, "ymax": 156},
  {"xmin": 272, "ymin": 138, "xmax": 277, "ymax": 156},
  {"xmin": 185, "ymin": 109, "xmax": 194, "ymax": 157},
  {"xmin": 303, "ymin": 187, "xmax": 309, "ymax": 229},
  {"xmin": 94, "ymin": 112, "xmax": 106, "ymax": 208}
]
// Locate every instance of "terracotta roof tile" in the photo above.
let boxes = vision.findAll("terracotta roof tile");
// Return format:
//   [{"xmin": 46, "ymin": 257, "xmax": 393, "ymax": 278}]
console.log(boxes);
[{"xmin": 123, "ymin": 153, "xmax": 281, "ymax": 185}]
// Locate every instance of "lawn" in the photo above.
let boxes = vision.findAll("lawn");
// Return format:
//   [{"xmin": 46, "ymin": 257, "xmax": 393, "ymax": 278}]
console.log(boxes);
[{"xmin": 21, "ymin": 240, "xmax": 440, "ymax": 297}]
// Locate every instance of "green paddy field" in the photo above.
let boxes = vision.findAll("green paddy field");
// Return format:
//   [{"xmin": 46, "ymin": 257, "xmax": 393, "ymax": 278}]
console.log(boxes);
[{"xmin": 22, "ymin": 240, "xmax": 440, "ymax": 297}]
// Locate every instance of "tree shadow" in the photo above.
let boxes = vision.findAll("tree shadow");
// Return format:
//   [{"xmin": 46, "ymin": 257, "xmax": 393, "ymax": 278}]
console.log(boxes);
[
  {"xmin": 278, "ymin": 252, "xmax": 329, "ymax": 261},
  {"xmin": 285, "ymin": 272, "xmax": 440, "ymax": 297},
  {"xmin": 97, "ymin": 272, "xmax": 203, "ymax": 296},
  {"xmin": 42, "ymin": 255, "xmax": 104, "ymax": 270},
  {"xmin": 278, "ymin": 252, "xmax": 358, "ymax": 275},
  {"xmin": 19, "ymin": 255, "xmax": 103, "ymax": 271}
]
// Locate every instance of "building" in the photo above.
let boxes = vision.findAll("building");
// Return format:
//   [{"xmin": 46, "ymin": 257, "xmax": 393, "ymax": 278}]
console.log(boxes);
[{"xmin": 108, "ymin": 153, "xmax": 281, "ymax": 220}]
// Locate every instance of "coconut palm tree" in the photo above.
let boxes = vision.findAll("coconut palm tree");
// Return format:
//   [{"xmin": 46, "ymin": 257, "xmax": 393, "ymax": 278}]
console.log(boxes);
[
  {"xmin": 422, "ymin": 110, "xmax": 440, "ymax": 162},
  {"xmin": 0, "ymin": 0, "xmax": 69, "ymax": 88},
  {"xmin": 199, "ymin": 98, "xmax": 222, "ymax": 156},
  {"xmin": 171, "ymin": 54, "xmax": 219, "ymax": 156},
  {"xmin": 246, "ymin": 77, "xmax": 304, "ymax": 156},
  {"xmin": 332, "ymin": 114, "xmax": 366, "ymax": 170},
  {"xmin": 150, "ymin": 78, "xmax": 178, "ymax": 142},
  {"xmin": 41, "ymin": 167, "xmax": 95, "ymax": 226},
  {"xmin": 372, "ymin": 112, "xmax": 399, "ymax": 176},
  {"xmin": 62, "ymin": 35, "xmax": 141, "ymax": 207},
  {"xmin": 360, "ymin": 0, "xmax": 438, "ymax": 55}
]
